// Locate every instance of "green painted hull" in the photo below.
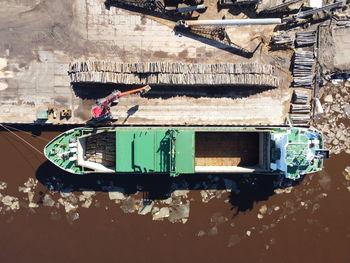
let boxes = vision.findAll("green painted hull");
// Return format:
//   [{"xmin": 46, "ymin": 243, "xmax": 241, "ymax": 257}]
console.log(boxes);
[{"xmin": 44, "ymin": 126, "xmax": 327, "ymax": 179}]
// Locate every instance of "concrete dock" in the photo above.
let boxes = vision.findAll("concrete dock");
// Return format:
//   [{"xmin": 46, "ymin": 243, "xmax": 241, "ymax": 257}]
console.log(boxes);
[{"xmin": 0, "ymin": 0, "xmax": 311, "ymax": 125}]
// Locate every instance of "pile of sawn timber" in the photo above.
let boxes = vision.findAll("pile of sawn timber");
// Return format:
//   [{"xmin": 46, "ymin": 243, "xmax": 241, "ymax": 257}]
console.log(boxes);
[
  {"xmin": 290, "ymin": 90, "xmax": 310, "ymax": 124},
  {"xmin": 292, "ymin": 51, "xmax": 315, "ymax": 89},
  {"xmin": 69, "ymin": 61, "xmax": 280, "ymax": 87},
  {"xmin": 295, "ymin": 31, "xmax": 316, "ymax": 47}
]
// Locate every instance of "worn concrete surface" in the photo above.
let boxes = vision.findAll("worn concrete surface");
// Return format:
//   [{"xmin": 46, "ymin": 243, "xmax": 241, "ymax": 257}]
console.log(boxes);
[
  {"xmin": 319, "ymin": 21, "xmax": 350, "ymax": 76},
  {"xmin": 0, "ymin": 0, "xmax": 292, "ymax": 125}
]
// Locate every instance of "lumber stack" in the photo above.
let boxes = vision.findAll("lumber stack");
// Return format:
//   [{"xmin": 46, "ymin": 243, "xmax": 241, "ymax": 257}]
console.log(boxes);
[
  {"xmin": 290, "ymin": 115, "xmax": 310, "ymax": 124},
  {"xmin": 290, "ymin": 104, "xmax": 311, "ymax": 113},
  {"xmin": 85, "ymin": 132, "xmax": 115, "ymax": 167},
  {"xmin": 295, "ymin": 31, "xmax": 316, "ymax": 47},
  {"xmin": 292, "ymin": 90, "xmax": 308, "ymax": 104},
  {"xmin": 292, "ymin": 51, "xmax": 315, "ymax": 89},
  {"xmin": 271, "ymin": 33, "xmax": 294, "ymax": 48},
  {"xmin": 68, "ymin": 61, "xmax": 280, "ymax": 87}
]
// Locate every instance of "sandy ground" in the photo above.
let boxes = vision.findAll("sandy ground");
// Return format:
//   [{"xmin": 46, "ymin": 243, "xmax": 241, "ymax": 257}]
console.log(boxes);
[{"xmin": 0, "ymin": 0, "xmax": 293, "ymax": 125}]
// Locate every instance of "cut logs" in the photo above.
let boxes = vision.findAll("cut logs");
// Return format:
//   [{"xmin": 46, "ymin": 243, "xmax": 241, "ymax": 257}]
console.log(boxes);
[
  {"xmin": 295, "ymin": 31, "xmax": 316, "ymax": 47},
  {"xmin": 290, "ymin": 104, "xmax": 311, "ymax": 114},
  {"xmin": 290, "ymin": 115, "xmax": 310, "ymax": 124},
  {"xmin": 292, "ymin": 90, "xmax": 309, "ymax": 104},
  {"xmin": 271, "ymin": 33, "xmax": 294, "ymax": 48},
  {"xmin": 292, "ymin": 51, "xmax": 315, "ymax": 89},
  {"xmin": 68, "ymin": 61, "xmax": 280, "ymax": 87}
]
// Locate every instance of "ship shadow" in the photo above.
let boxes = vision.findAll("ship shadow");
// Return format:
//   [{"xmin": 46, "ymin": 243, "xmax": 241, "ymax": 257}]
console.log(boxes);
[
  {"xmin": 36, "ymin": 160, "xmax": 304, "ymax": 215},
  {"xmin": 71, "ymin": 83, "xmax": 277, "ymax": 100}
]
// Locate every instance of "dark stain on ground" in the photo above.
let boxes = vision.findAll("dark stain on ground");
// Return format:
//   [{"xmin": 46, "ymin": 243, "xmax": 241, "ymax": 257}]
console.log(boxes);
[
  {"xmin": 153, "ymin": 50, "xmax": 171, "ymax": 58},
  {"xmin": 74, "ymin": 99, "xmax": 95, "ymax": 121},
  {"xmin": 134, "ymin": 25, "xmax": 145, "ymax": 31},
  {"xmin": 178, "ymin": 49, "xmax": 189, "ymax": 59},
  {"xmin": 53, "ymin": 96, "xmax": 68, "ymax": 106},
  {"xmin": 0, "ymin": 0, "xmax": 102, "ymax": 65},
  {"xmin": 141, "ymin": 15, "xmax": 147, "ymax": 25}
]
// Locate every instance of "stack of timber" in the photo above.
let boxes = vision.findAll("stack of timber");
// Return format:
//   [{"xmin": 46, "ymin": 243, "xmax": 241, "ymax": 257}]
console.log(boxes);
[
  {"xmin": 295, "ymin": 31, "xmax": 316, "ymax": 47},
  {"xmin": 292, "ymin": 90, "xmax": 308, "ymax": 104},
  {"xmin": 290, "ymin": 104, "xmax": 311, "ymax": 113},
  {"xmin": 85, "ymin": 132, "xmax": 115, "ymax": 168},
  {"xmin": 69, "ymin": 61, "xmax": 280, "ymax": 87},
  {"xmin": 271, "ymin": 33, "xmax": 294, "ymax": 48},
  {"xmin": 292, "ymin": 51, "xmax": 315, "ymax": 89},
  {"xmin": 290, "ymin": 115, "xmax": 310, "ymax": 124}
]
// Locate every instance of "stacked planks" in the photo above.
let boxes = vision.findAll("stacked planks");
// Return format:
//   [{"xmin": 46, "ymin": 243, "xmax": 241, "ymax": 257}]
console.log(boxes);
[
  {"xmin": 68, "ymin": 61, "xmax": 280, "ymax": 87},
  {"xmin": 292, "ymin": 90, "xmax": 308, "ymax": 104},
  {"xmin": 271, "ymin": 33, "xmax": 294, "ymax": 48},
  {"xmin": 292, "ymin": 51, "xmax": 315, "ymax": 89},
  {"xmin": 295, "ymin": 31, "xmax": 316, "ymax": 47},
  {"xmin": 290, "ymin": 104, "xmax": 311, "ymax": 113}
]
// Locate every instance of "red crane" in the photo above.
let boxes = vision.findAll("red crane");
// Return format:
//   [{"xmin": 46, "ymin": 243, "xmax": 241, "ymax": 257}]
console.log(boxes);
[{"xmin": 91, "ymin": 85, "xmax": 151, "ymax": 122}]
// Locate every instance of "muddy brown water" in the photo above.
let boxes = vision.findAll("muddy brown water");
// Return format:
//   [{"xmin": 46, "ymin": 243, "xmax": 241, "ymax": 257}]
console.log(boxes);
[{"xmin": 0, "ymin": 127, "xmax": 349, "ymax": 263}]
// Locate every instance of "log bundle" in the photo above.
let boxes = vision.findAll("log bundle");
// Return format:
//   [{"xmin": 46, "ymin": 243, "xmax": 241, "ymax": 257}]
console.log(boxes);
[
  {"xmin": 271, "ymin": 33, "xmax": 294, "ymax": 48},
  {"xmin": 292, "ymin": 51, "xmax": 315, "ymax": 89},
  {"xmin": 290, "ymin": 115, "xmax": 310, "ymax": 124},
  {"xmin": 290, "ymin": 104, "xmax": 311, "ymax": 113},
  {"xmin": 68, "ymin": 61, "xmax": 280, "ymax": 87},
  {"xmin": 292, "ymin": 90, "xmax": 308, "ymax": 104},
  {"xmin": 85, "ymin": 132, "xmax": 115, "ymax": 167},
  {"xmin": 295, "ymin": 31, "xmax": 316, "ymax": 47}
]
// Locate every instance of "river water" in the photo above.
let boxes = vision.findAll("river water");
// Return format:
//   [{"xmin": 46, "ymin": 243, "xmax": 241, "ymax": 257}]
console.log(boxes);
[{"xmin": 0, "ymin": 86, "xmax": 349, "ymax": 263}]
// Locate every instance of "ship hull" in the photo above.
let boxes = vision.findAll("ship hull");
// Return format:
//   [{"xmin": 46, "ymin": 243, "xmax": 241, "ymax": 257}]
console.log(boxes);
[{"xmin": 44, "ymin": 126, "xmax": 326, "ymax": 179}]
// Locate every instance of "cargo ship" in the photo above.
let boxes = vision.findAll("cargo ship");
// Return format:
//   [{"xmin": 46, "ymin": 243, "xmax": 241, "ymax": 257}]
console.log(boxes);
[{"xmin": 44, "ymin": 126, "xmax": 329, "ymax": 180}]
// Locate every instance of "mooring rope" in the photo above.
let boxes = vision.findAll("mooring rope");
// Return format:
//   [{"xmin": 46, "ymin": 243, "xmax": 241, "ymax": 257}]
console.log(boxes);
[
  {"xmin": 0, "ymin": 123, "xmax": 43, "ymax": 155},
  {"xmin": 1, "ymin": 124, "xmax": 50, "ymax": 142}
]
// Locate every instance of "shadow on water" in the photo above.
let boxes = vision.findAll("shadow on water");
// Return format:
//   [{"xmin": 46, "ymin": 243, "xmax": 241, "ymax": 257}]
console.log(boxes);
[
  {"xmin": 1, "ymin": 124, "xmax": 82, "ymax": 137},
  {"xmin": 36, "ymin": 161, "xmax": 304, "ymax": 214},
  {"xmin": 71, "ymin": 82, "xmax": 277, "ymax": 100}
]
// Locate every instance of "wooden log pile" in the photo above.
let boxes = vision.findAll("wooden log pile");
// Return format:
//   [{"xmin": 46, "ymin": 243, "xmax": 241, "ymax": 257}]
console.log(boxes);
[
  {"xmin": 292, "ymin": 51, "xmax": 315, "ymax": 89},
  {"xmin": 290, "ymin": 104, "xmax": 311, "ymax": 113},
  {"xmin": 85, "ymin": 132, "xmax": 115, "ymax": 167},
  {"xmin": 271, "ymin": 33, "xmax": 294, "ymax": 48},
  {"xmin": 292, "ymin": 90, "xmax": 308, "ymax": 104},
  {"xmin": 290, "ymin": 115, "xmax": 310, "ymax": 124},
  {"xmin": 295, "ymin": 31, "xmax": 316, "ymax": 47},
  {"xmin": 68, "ymin": 61, "xmax": 280, "ymax": 87}
]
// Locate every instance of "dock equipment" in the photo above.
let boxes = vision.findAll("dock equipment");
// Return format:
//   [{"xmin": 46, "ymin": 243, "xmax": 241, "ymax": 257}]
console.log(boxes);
[
  {"xmin": 177, "ymin": 18, "xmax": 282, "ymax": 27},
  {"xmin": 91, "ymin": 86, "xmax": 151, "ymax": 123},
  {"xmin": 258, "ymin": 0, "xmax": 303, "ymax": 15},
  {"xmin": 219, "ymin": 0, "xmax": 260, "ymax": 7},
  {"xmin": 36, "ymin": 110, "xmax": 49, "ymax": 121},
  {"xmin": 284, "ymin": 1, "xmax": 345, "ymax": 23},
  {"xmin": 60, "ymin": 109, "xmax": 72, "ymax": 119},
  {"xmin": 106, "ymin": 0, "xmax": 206, "ymax": 16}
]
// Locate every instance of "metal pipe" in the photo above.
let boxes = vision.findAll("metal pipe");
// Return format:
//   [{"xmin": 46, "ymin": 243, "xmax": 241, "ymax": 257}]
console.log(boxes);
[
  {"xmin": 177, "ymin": 18, "xmax": 282, "ymax": 27},
  {"xmin": 173, "ymin": 4, "xmax": 206, "ymax": 13}
]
